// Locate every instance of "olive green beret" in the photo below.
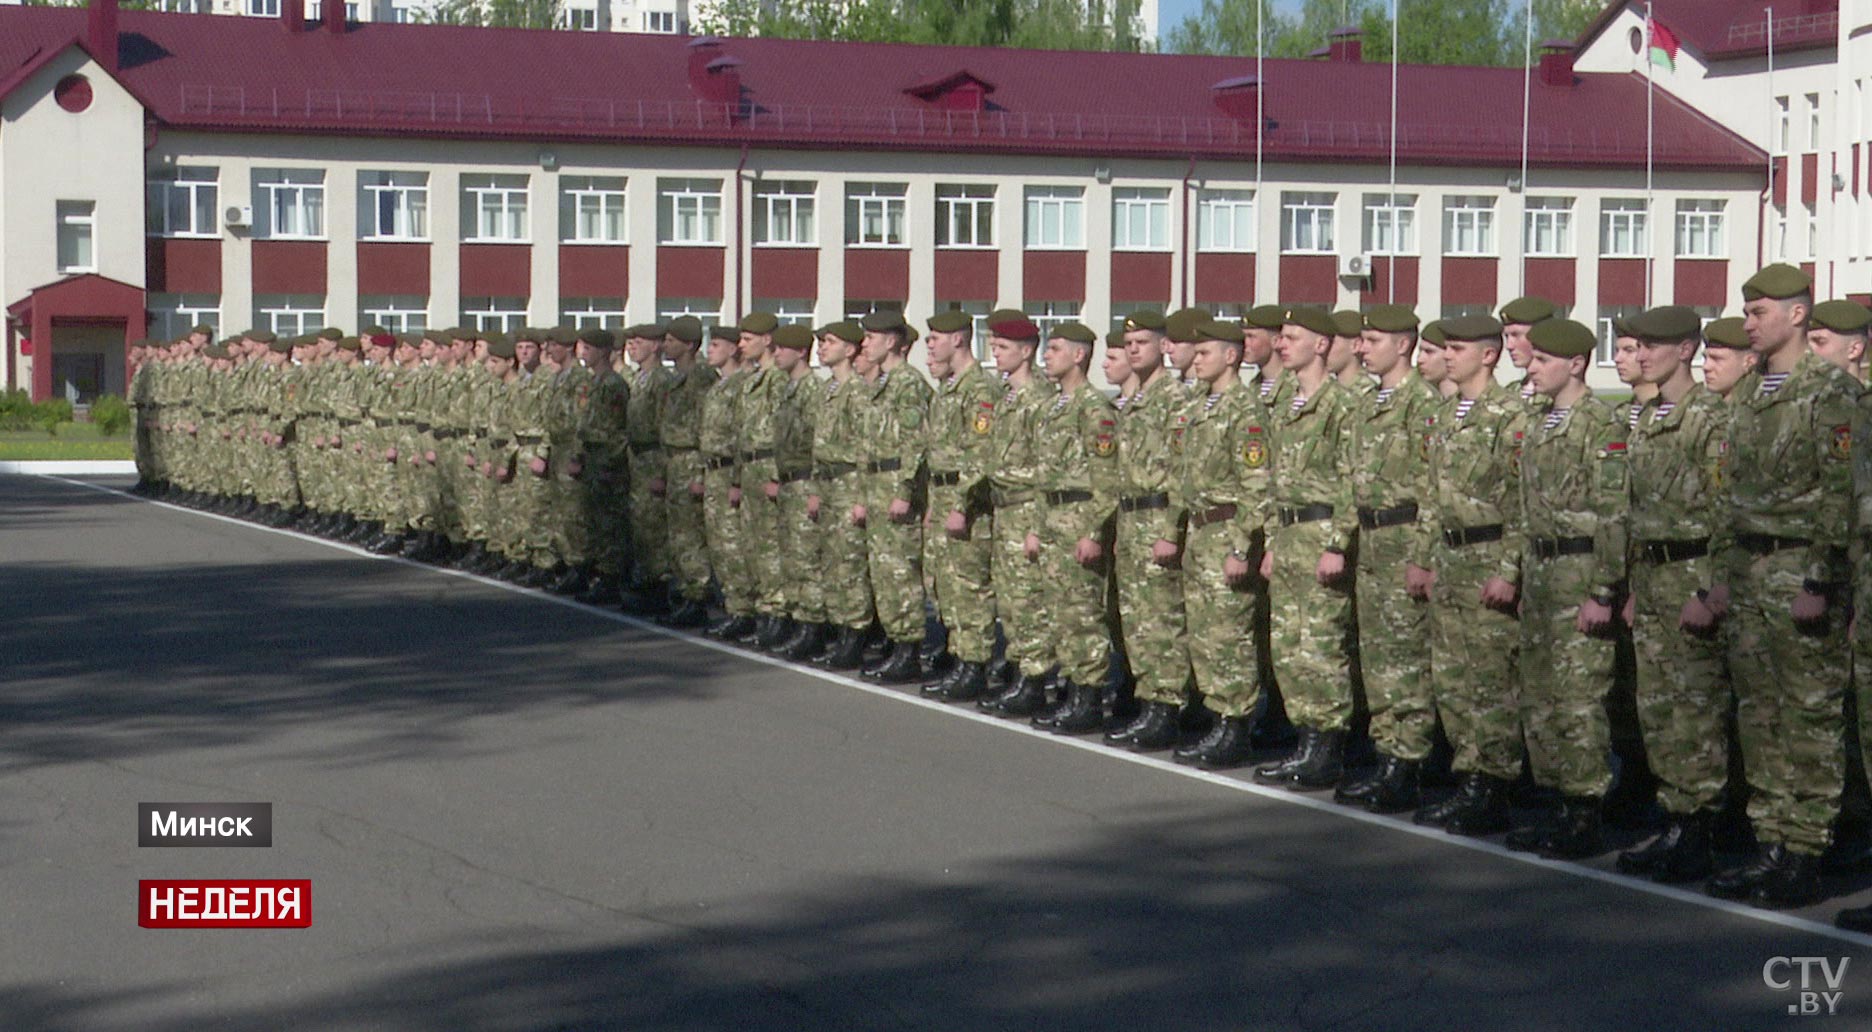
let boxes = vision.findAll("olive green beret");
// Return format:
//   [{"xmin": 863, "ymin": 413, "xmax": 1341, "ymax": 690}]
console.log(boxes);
[
  {"xmin": 190, "ymin": 323, "xmax": 215, "ymax": 335},
  {"xmin": 315, "ymin": 326, "xmax": 343, "ymax": 341},
  {"xmin": 484, "ymin": 333, "xmax": 516, "ymax": 358},
  {"xmin": 396, "ymin": 332, "xmax": 421, "ymax": 346},
  {"xmin": 860, "ymin": 309, "xmax": 910, "ymax": 334},
  {"xmin": 1363, "ymin": 304, "xmax": 1419, "ymax": 333},
  {"xmin": 267, "ymin": 336, "xmax": 294, "ymax": 354},
  {"xmin": 1811, "ymin": 300, "xmax": 1872, "ymax": 335},
  {"xmin": 927, "ymin": 310, "xmax": 973, "ymax": 334},
  {"xmin": 1439, "ymin": 315, "xmax": 1504, "ymax": 342},
  {"xmin": 1609, "ymin": 314, "xmax": 1636, "ymax": 338},
  {"xmin": 772, "ymin": 324, "xmax": 814, "ymax": 350},
  {"xmin": 816, "ymin": 320, "xmax": 864, "ymax": 344},
  {"xmin": 575, "ymin": 326, "xmax": 616, "ymax": 349},
  {"xmin": 246, "ymin": 329, "xmax": 277, "ymax": 343},
  {"xmin": 708, "ymin": 324, "xmax": 738, "ymax": 342},
  {"xmin": 1630, "ymin": 305, "xmax": 1702, "ymax": 342},
  {"xmin": 1742, "ymin": 263, "xmax": 1813, "ymax": 301},
  {"xmin": 665, "ymin": 316, "xmax": 704, "ymax": 344},
  {"xmin": 1330, "ymin": 310, "xmax": 1365, "ymax": 338},
  {"xmin": 1498, "ymin": 296, "xmax": 1558, "ymax": 326},
  {"xmin": 1245, "ymin": 304, "xmax": 1287, "ymax": 330},
  {"xmin": 1105, "ymin": 329, "xmax": 1126, "ymax": 349},
  {"xmin": 987, "ymin": 307, "xmax": 1027, "ymax": 326},
  {"xmin": 1527, "ymin": 318, "xmax": 1598, "ymax": 358},
  {"xmin": 444, "ymin": 327, "xmax": 470, "ymax": 342},
  {"xmin": 1196, "ymin": 320, "xmax": 1244, "ymax": 345},
  {"xmin": 1703, "ymin": 316, "xmax": 1750, "ymax": 350},
  {"xmin": 1048, "ymin": 321, "xmax": 1097, "ymax": 345},
  {"xmin": 1282, "ymin": 305, "xmax": 1336, "ymax": 338},
  {"xmin": 1122, "ymin": 309, "xmax": 1166, "ymax": 332},
  {"xmin": 337, "ymin": 336, "xmax": 362, "ymax": 352},
  {"xmin": 547, "ymin": 327, "xmax": 578, "ymax": 346},
  {"xmin": 1165, "ymin": 307, "xmax": 1213, "ymax": 343},
  {"xmin": 511, "ymin": 327, "xmax": 542, "ymax": 343},
  {"xmin": 1420, "ymin": 320, "xmax": 1446, "ymax": 345},
  {"xmin": 201, "ymin": 343, "xmax": 227, "ymax": 359},
  {"xmin": 738, "ymin": 312, "xmax": 779, "ymax": 335},
  {"xmin": 625, "ymin": 323, "xmax": 667, "ymax": 341},
  {"xmin": 360, "ymin": 325, "xmax": 389, "ymax": 338}
]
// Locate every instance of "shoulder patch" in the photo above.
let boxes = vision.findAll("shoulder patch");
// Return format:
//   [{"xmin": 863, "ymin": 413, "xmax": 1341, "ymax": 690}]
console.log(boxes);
[{"xmin": 1834, "ymin": 424, "xmax": 1852, "ymax": 460}]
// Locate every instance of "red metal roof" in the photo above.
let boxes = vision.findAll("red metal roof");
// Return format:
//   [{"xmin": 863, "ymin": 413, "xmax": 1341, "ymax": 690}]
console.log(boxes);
[
  {"xmin": 0, "ymin": 6, "xmax": 1764, "ymax": 172},
  {"xmin": 1577, "ymin": 0, "xmax": 1838, "ymax": 60}
]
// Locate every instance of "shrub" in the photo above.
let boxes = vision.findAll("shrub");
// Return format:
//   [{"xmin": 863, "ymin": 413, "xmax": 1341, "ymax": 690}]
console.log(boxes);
[
  {"xmin": 36, "ymin": 398, "xmax": 73, "ymax": 435},
  {"xmin": 91, "ymin": 394, "xmax": 131, "ymax": 436},
  {"xmin": 0, "ymin": 389, "xmax": 32, "ymax": 431}
]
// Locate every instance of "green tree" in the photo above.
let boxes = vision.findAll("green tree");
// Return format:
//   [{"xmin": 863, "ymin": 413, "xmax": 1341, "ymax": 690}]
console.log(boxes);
[
  {"xmin": 419, "ymin": 0, "xmax": 565, "ymax": 29},
  {"xmin": 695, "ymin": 0, "xmax": 1146, "ymax": 52},
  {"xmin": 1530, "ymin": 0, "xmax": 1600, "ymax": 44},
  {"xmin": 1169, "ymin": 0, "xmax": 1515, "ymax": 66}
]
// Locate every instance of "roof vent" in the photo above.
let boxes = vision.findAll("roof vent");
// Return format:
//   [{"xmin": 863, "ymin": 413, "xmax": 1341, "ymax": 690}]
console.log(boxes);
[
  {"xmin": 86, "ymin": 0, "xmax": 120, "ymax": 74},
  {"xmin": 1211, "ymin": 74, "xmax": 1260, "ymax": 122},
  {"xmin": 1327, "ymin": 25, "xmax": 1362, "ymax": 63},
  {"xmin": 322, "ymin": 0, "xmax": 345, "ymax": 33},
  {"xmin": 687, "ymin": 39, "xmax": 742, "ymax": 111},
  {"xmin": 903, "ymin": 70, "xmax": 996, "ymax": 112},
  {"xmin": 1538, "ymin": 40, "xmax": 1576, "ymax": 88}
]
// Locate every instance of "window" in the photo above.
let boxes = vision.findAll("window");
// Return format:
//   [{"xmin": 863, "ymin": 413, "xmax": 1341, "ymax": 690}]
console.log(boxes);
[
  {"xmin": 1674, "ymin": 199, "xmax": 1725, "ymax": 257},
  {"xmin": 846, "ymin": 183, "xmax": 908, "ymax": 247},
  {"xmin": 658, "ymin": 178, "xmax": 722, "ymax": 245},
  {"xmin": 147, "ymin": 293, "xmax": 220, "ymax": 341},
  {"xmin": 656, "ymin": 298, "xmax": 722, "ymax": 329},
  {"xmin": 559, "ymin": 176, "xmax": 626, "ymax": 244},
  {"xmin": 1111, "ymin": 187, "xmax": 1171, "ymax": 251},
  {"xmin": 147, "ymin": 166, "xmax": 219, "ymax": 238},
  {"xmin": 245, "ymin": 0, "xmax": 280, "ymax": 15},
  {"xmin": 359, "ymin": 295, "xmax": 428, "ymax": 334},
  {"xmin": 845, "ymin": 299, "xmax": 906, "ymax": 321},
  {"xmin": 1197, "ymin": 189, "xmax": 1255, "ymax": 252},
  {"xmin": 460, "ymin": 296, "xmax": 529, "ymax": 333},
  {"xmin": 1776, "ymin": 96, "xmax": 1790, "ymax": 153},
  {"xmin": 1600, "ymin": 198, "xmax": 1648, "ymax": 257},
  {"xmin": 462, "ymin": 173, "xmax": 529, "ymax": 243},
  {"xmin": 752, "ymin": 299, "xmax": 816, "ymax": 326},
  {"xmin": 566, "ymin": 5, "xmax": 598, "ymax": 30},
  {"xmin": 645, "ymin": 10, "xmax": 676, "ymax": 32},
  {"xmin": 1442, "ymin": 195, "xmax": 1496, "ymax": 256},
  {"xmin": 306, "ymin": 1, "xmax": 358, "ymax": 17},
  {"xmin": 561, "ymin": 297, "xmax": 627, "ymax": 329},
  {"xmin": 359, "ymin": 170, "xmax": 429, "ymax": 241},
  {"xmin": 1024, "ymin": 186, "xmax": 1085, "ymax": 249},
  {"xmin": 253, "ymin": 168, "xmax": 324, "ymax": 239},
  {"xmin": 254, "ymin": 294, "xmax": 325, "ymax": 337},
  {"xmin": 934, "ymin": 301, "xmax": 993, "ymax": 359},
  {"xmin": 1522, "ymin": 197, "xmax": 1573, "ymax": 257},
  {"xmin": 936, "ymin": 185, "xmax": 995, "ymax": 248},
  {"xmin": 389, "ymin": 2, "xmax": 416, "ymax": 22},
  {"xmin": 1805, "ymin": 205, "xmax": 1820, "ymax": 259},
  {"xmin": 56, "ymin": 201, "xmax": 95, "ymax": 273},
  {"xmin": 1023, "ymin": 300, "xmax": 1081, "ymax": 342},
  {"xmin": 1361, "ymin": 193, "xmax": 1417, "ymax": 255},
  {"xmin": 1771, "ymin": 203, "xmax": 1790, "ymax": 260},
  {"xmin": 1595, "ymin": 305, "xmax": 1642, "ymax": 366},
  {"xmin": 1281, "ymin": 191, "xmax": 1336, "ymax": 253},
  {"xmin": 753, "ymin": 180, "xmax": 815, "ymax": 246},
  {"xmin": 1807, "ymin": 92, "xmax": 1822, "ymax": 151}
]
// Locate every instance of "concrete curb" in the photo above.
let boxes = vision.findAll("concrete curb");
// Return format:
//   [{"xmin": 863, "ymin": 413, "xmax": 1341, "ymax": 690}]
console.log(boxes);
[{"xmin": 0, "ymin": 460, "xmax": 138, "ymax": 475}]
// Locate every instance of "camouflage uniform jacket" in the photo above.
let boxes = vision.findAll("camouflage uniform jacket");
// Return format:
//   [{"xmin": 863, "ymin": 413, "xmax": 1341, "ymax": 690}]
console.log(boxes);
[
  {"xmin": 1116, "ymin": 370, "xmax": 1190, "ymax": 541},
  {"xmin": 928, "ymin": 362, "xmax": 1001, "ymax": 515},
  {"xmin": 774, "ymin": 370, "xmax": 818, "ymax": 479},
  {"xmin": 1033, "ymin": 380, "xmax": 1121, "ymax": 541},
  {"xmin": 1350, "ymin": 370, "xmax": 1442, "ymax": 565},
  {"xmin": 1518, "ymin": 390, "xmax": 1628, "ymax": 599},
  {"xmin": 1426, "ymin": 381, "xmax": 1530, "ymax": 583},
  {"xmin": 861, "ymin": 364, "xmax": 932, "ymax": 508},
  {"xmin": 1171, "ymin": 378, "xmax": 1272, "ymax": 556},
  {"xmin": 1627, "ymin": 383, "xmax": 1727, "ymax": 564},
  {"xmin": 989, "ymin": 375, "xmax": 1057, "ymax": 501},
  {"xmin": 1271, "ymin": 376, "xmax": 1358, "ymax": 552},
  {"xmin": 736, "ymin": 364, "xmax": 784, "ymax": 487},
  {"xmin": 700, "ymin": 367, "xmax": 749, "ymax": 485}
]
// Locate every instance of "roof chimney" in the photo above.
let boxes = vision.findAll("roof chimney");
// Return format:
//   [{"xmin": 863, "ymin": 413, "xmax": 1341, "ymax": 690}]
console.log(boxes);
[
  {"xmin": 1211, "ymin": 75, "xmax": 1261, "ymax": 123},
  {"xmin": 687, "ymin": 37, "xmax": 742, "ymax": 111},
  {"xmin": 1327, "ymin": 25, "xmax": 1362, "ymax": 63},
  {"xmin": 322, "ymin": 0, "xmax": 344, "ymax": 33},
  {"xmin": 282, "ymin": 0, "xmax": 305, "ymax": 32},
  {"xmin": 86, "ymin": 0, "xmax": 120, "ymax": 74},
  {"xmin": 1538, "ymin": 40, "xmax": 1576, "ymax": 88}
]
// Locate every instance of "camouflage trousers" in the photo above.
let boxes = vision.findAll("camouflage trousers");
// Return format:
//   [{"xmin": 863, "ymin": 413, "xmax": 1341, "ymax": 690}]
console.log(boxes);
[
  {"xmin": 1728, "ymin": 547, "xmax": 1848, "ymax": 856},
  {"xmin": 816, "ymin": 473, "xmax": 873, "ymax": 628},
  {"xmin": 581, "ymin": 455, "xmax": 630, "ymax": 576},
  {"xmin": 740, "ymin": 471, "xmax": 786, "ymax": 617},
  {"xmin": 992, "ymin": 497, "xmax": 1050, "ymax": 678},
  {"xmin": 1268, "ymin": 519, "xmax": 1357, "ymax": 732},
  {"xmin": 1114, "ymin": 511, "xmax": 1193, "ymax": 705},
  {"xmin": 1519, "ymin": 552, "xmax": 1614, "ymax": 798},
  {"xmin": 1356, "ymin": 523, "xmax": 1436, "ymax": 762},
  {"xmin": 509, "ymin": 465, "xmax": 560, "ymax": 567},
  {"xmin": 664, "ymin": 451, "xmax": 711, "ymax": 602},
  {"xmin": 864, "ymin": 487, "xmax": 925, "ymax": 644},
  {"xmin": 1184, "ymin": 522, "xmax": 1261, "ymax": 719},
  {"xmin": 550, "ymin": 464, "xmax": 590, "ymax": 567},
  {"xmin": 923, "ymin": 487, "xmax": 996, "ymax": 664},
  {"xmin": 1629, "ymin": 554, "xmax": 1732, "ymax": 815},
  {"xmin": 704, "ymin": 466, "xmax": 754, "ymax": 615},
  {"xmin": 1036, "ymin": 500, "xmax": 1111, "ymax": 687},
  {"xmin": 777, "ymin": 479, "xmax": 826, "ymax": 624},
  {"xmin": 628, "ymin": 450, "xmax": 670, "ymax": 583},
  {"xmin": 1430, "ymin": 543, "xmax": 1524, "ymax": 781}
]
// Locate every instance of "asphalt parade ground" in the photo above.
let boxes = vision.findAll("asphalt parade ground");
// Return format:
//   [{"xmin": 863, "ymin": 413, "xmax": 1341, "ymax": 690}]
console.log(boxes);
[{"xmin": 4, "ymin": 471, "xmax": 1872, "ymax": 1031}]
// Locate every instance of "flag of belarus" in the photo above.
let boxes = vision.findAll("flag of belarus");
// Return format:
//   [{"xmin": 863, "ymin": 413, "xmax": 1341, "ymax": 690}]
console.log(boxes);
[{"xmin": 1647, "ymin": 18, "xmax": 1679, "ymax": 71}]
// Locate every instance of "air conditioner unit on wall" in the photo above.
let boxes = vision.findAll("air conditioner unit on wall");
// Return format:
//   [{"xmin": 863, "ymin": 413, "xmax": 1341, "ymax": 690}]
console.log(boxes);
[
  {"xmin": 1339, "ymin": 253, "xmax": 1373, "ymax": 279},
  {"xmin": 224, "ymin": 205, "xmax": 252, "ymax": 228}
]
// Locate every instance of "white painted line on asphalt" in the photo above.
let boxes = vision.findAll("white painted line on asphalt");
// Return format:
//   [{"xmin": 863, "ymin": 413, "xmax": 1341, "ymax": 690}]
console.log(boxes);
[
  {"xmin": 52, "ymin": 474, "xmax": 1872, "ymax": 949},
  {"xmin": 1, "ymin": 460, "xmax": 138, "ymax": 475}
]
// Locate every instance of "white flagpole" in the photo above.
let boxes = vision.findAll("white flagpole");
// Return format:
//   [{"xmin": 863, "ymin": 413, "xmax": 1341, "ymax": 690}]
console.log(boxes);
[
  {"xmin": 1256, "ymin": 0, "xmax": 1264, "ymax": 270},
  {"xmin": 1767, "ymin": 7, "xmax": 1776, "ymax": 262},
  {"xmin": 1519, "ymin": 0, "xmax": 1533, "ymax": 298},
  {"xmin": 1388, "ymin": 0, "xmax": 1398, "ymax": 303},
  {"xmin": 1645, "ymin": 2, "xmax": 1656, "ymax": 307}
]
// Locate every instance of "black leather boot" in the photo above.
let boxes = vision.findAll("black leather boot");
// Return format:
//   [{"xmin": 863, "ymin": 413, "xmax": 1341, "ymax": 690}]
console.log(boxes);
[
  {"xmin": 547, "ymin": 564, "xmax": 589, "ymax": 596},
  {"xmin": 757, "ymin": 616, "xmax": 795, "ymax": 650},
  {"xmin": 1286, "ymin": 729, "xmax": 1346, "ymax": 790},
  {"xmin": 1619, "ymin": 811, "xmax": 1713, "ymax": 883},
  {"xmin": 707, "ymin": 613, "xmax": 753, "ymax": 640},
  {"xmin": 1033, "ymin": 679, "xmax": 1103, "ymax": 734},
  {"xmin": 819, "ymin": 627, "xmax": 868, "ymax": 670},
  {"xmin": 921, "ymin": 659, "xmax": 964, "ymax": 696},
  {"xmin": 519, "ymin": 563, "xmax": 559, "ymax": 590},
  {"xmin": 866, "ymin": 641, "xmax": 923, "ymax": 685},
  {"xmin": 776, "ymin": 620, "xmax": 819, "ymax": 659},
  {"xmin": 1254, "ymin": 727, "xmax": 1320, "ymax": 786},
  {"xmin": 455, "ymin": 541, "xmax": 489, "ymax": 571},
  {"xmin": 1343, "ymin": 754, "xmax": 1418, "ymax": 812},
  {"xmin": 985, "ymin": 656, "xmax": 1016, "ymax": 691},
  {"xmin": 1750, "ymin": 847, "xmax": 1824, "ymax": 909},
  {"xmin": 663, "ymin": 598, "xmax": 710, "ymax": 628},
  {"xmin": 1442, "ymin": 774, "xmax": 1512, "ymax": 836},
  {"xmin": 1334, "ymin": 764, "xmax": 1383, "ymax": 807},
  {"xmin": 1540, "ymin": 795, "xmax": 1605, "ymax": 860},
  {"xmin": 368, "ymin": 530, "xmax": 407, "ymax": 556},
  {"xmin": 1106, "ymin": 701, "xmax": 1175, "ymax": 750},
  {"xmin": 933, "ymin": 662, "xmax": 989, "ymax": 702},
  {"xmin": 1838, "ymin": 903, "xmax": 1872, "ymax": 933},
  {"xmin": 1505, "ymin": 804, "xmax": 1563, "ymax": 852},
  {"xmin": 984, "ymin": 670, "xmax": 1050, "ymax": 718},
  {"xmin": 1708, "ymin": 843, "xmax": 1788, "ymax": 900}
]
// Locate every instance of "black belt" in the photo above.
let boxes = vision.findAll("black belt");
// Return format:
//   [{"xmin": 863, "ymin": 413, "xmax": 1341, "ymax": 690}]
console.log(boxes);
[
  {"xmin": 413, "ymin": 422, "xmax": 434, "ymax": 433},
  {"xmin": 1531, "ymin": 535, "xmax": 1595, "ymax": 559},
  {"xmin": 432, "ymin": 429, "xmax": 461, "ymax": 440},
  {"xmin": 778, "ymin": 468, "xmax": 813, "ymax": 484},
  {"xmin": 992, "ymin": 489, "xmax": 1034, "ymax": 509},
  {"xmin": 739, "ymin": 448, "xmax": 775, "ymax": 463},
  {"xmin": 929, "ymin": 470, "xmax": 962, "ymax": 487},
  {"xmin": 705, "ymin": 454, "xmax": 735, "ymax": 471},
  {"xmin": 1443, "ymin": 523, "xmax": 1504, "ymax": 548},
  {"xmin": 629, "ymin": 441, "xmax": 659, "ymax": 454},
  {"xmin": 1120, "ymin": 492, "xmax": 1171, "ymax": 513},
  {"xmin": 1279, "ymin": 503, "xmax": 1334, "ymax": 526},
  {"xmin": 866, "ymin": 458, "xmax": 903, "ymax": 474},
  {"xmin": 1735, "ymin": 532, "xmax": 1812, "ymax": 555},
  {"xmin": 514, "ymin": 435, "xmax": 543, "ymax": 445},
  {"xmin": 1045, "ymin": 489, "xmax": 1094, "ymax": 506},
  {"xmin": 1639, "ymin": 538, "xmax": 1710, "ymax": 564},
  {"xmin": 817, "ymin": 461, "xmax": 858, "ymax": 478},
  {"xmin": 337, "ymin": 418, "xmax": 361, "ymax": 427},
  {"xmin": 1190, "ymin": 503, "xmax": 1238, "ymax": 529},
  {"xmin": 1358, "ymin": 502, "xmax": 1419, "ymax": 529}
]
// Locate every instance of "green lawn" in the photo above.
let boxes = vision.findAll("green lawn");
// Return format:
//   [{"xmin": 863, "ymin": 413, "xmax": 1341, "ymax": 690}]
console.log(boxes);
[{"xmin": 0, "ymin": 422, "xmax": 134, "ymax": 460}]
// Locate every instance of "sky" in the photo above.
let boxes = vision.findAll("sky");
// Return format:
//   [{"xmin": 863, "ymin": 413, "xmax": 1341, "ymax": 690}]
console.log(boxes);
[{"xmin": 1157, "ymin": 0, "xmax": 1304, "ymax": 41}]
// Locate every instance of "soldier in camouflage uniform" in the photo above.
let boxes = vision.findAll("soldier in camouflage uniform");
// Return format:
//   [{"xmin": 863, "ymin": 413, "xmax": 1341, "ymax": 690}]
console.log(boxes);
[
  {"xmin": 1335, "ymin": 305, "xmax": 1440, "ymax": 813},
  {"xmin": 1500, "ymin": 297, "xmax": 1557, "ymax": 411},
  {"xmin": 920, "ymin": 311, "xmax": 1002, "ymax": 700},
  {"xmin": 701, "ymin": 325, "xmax": 756, "ymax": 639},
  {"xmin": 853, "ymin": 310, "xmax": 931, "ymax": 684},
  {"xmin": 731, "ymin": 314, "xmax": 790, "ymax": 646},
  {"xmin": 811, "ymin": 321, "xmax": 879, "ymax": 669},
  {"xmin": 1507, "ymin": 318, "xmax": 1628, "ymax": 861},
  {"xmin": 769, "ymin": 324, "xmax": 829, "ymax": 660},
  {"xmin": 1809, "ymin": 300, "xmax": 1871, "ymax": 381},
  {"xmin": 1254, "ymin": 307, "xmax": 1359, "ymax": 791},
  {"xmin": 656, "ymin": 318, "xmax": 717, "ymax": 628},
  {"xmin": 1706, "ymin": 265, "xmax": 1861, "ymax": 909},
  {"xmin": 622, "ymin": 324, "xmax": 674, "ymax": 612},
  {"xmin": 571, "ymin": 327, "xmax": 631, "ymax": 603},
  {"xmin": 1329, "ymin": 310, "xmax": 1377, "ymax": 398}
]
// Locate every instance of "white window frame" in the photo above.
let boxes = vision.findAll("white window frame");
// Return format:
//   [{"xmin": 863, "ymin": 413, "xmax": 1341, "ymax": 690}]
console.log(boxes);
[
  {"xmin": 645, "ymin": 10, "xmax": 676, "ymax": 32},
  {"xmin": 1361, "ymin": 193, "xmax": 1417, "ymax": 256},
  {"xmin": 359, "ymin": 295, "xmax": 428, "ymax": 334},
  {"xmin": 1674, "ymin": 199, "xmax": 1725, "ymax": 258},
  {"xmin": 845, "ymin": 183, "xmax": 908, "ymax": 248},
  {"xmin": 253, "ymin": 168, "xmax": 325, "ymax": 240},
  {"xmin": 1111, "ymin": 187, "xmax": 1171, "ymax": 252},
  {"xmin": 751, "ymin": 299, "xmax": 817, "ymax": 328},
  {"xmin": 1024, "ymin": 186, "xmax": 1086, "ymax": 250},
  {"xmin": 1023, "ymin": 300, "xmax": 1081, "ymax": 342},
  {"xmin": 845, "ymin": 299, "xmax": 906, "ymax": 321},
  {"xmin": 460, "ymin": 296, "xmax": 530, "ymax": 333},
  {"xmin": 565, "ymin": 5, "xmax": 599, "ymax": 30},
  {"xmin": 752, "ymin": 180, "xmax": 816, "ymax": 246},
  {"xmin": 359, "ymin": 170, "xmax": 429, "ymax": 241},
  {"xmin": 658, "ymin": 178, "xmax": 723, "ymax": 245},
  {"xmin": 461, "ymin": 173, "xmax": 530, "ymax": 244},
  {"xmin": 657, "ymin": 298, "xmax": 723, "ymax": 335},
  {"xmin": 561, "ymin": 296, "xmax": 628, "ymax": 329},
  {"xmin": 147, "ymin": 166, "xmax": 219, "ymax": 239},
  {"xmin": 147, "ymin": 293, "xmax": 220, "ymax": 341},
  {"xmin": 1196, "ymin": 189, "xmax": 1255, "ymax": 252},
  {"xmin": 1807, "ymin": 92, "xmax": 1822, "ymax": 151},
  {"xmin": 1599, "ymin": 198, "xmax": 1649, "ymax": 257},
  {"xmin": 1522, "ymin": 196, "xmax": 1574, "ymax": 257},
  {"xmin": 1595, "ymin": 305, "xmax": 1643, "ymax": 367},
  {"xmin": 936, "ymin": 185, "xmax": 995, "ymax": 248},
  {"xmin": 1776, "ymin": 96, "xmax": 1791, "ymax": 154},
  {"xmin": 1805, "ymin": 206, "xmax": 1820, "ymax": 260},
  {"xmin": 1280, "ymin": 191, "xmax": 1336, "ymax": 254},
  {"xmin": 255, "ymin": 294, "xmax": 326, "ymax": 337},
  {"xmin": 245, "ymin": 0, "xmax": 280, "ymax": 16},
  {"xmin": 1771, "ymin": 203, "xmax": 1791, "ymax": 260},
  {"xmin": 1441, "ymin": 195, "xmax": 1496, "ymax": 257},
  {"xmin": 559, "ymin": 175, "xmax": 627, "ymax": 244},
  {"xmin": 56, "ymin": 200, "xmax": 96, "ymax": 274},
  {"xmin": 388, "ymin": 2, "xmax": 416, "ymax": 22}
]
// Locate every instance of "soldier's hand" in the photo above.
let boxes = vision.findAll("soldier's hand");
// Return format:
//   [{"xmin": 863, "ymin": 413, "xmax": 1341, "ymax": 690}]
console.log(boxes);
[
  {"xmin": 1621, "ymin": 593, "xmax": 1636, "ymax": 628},
  {"xmin": 1023, "ymin": 532, "xmax": 1040, "ymax": 560},
  {"xmin": 1480, "ymin": 576, "xmax": 1518, "ymax": 610},
  {"xmin": 1704, "ymin": 583, "xmax": 1731, "ymax": 619},
  {"xmin": 1223, "ymin": 553, "xmax": 1251, "ymax": 584},
  {"xmin": 889, "ymin": 498, "xmax": 912, "ymax": 522},
  {"xmin": 1792, "ymin": 588, "xmax": 1829, "ymax": 625},
  {"xmin": 807, "ymin": 495, "xmax": 822, "ymax": 520},
  {"xmin": 850, "ymin": 504, "xmax": 867, "ymax": 527},
  {"xmin": 728, "ymin": 486, "xmax": 742, "ymax": 507},
  {"xmin": 649, "ymin": 477, "xmax": 667, "ymax": 497},
  {"xmin": 1315, "ymin": 550, "xmax": 1346, "ymax": 586},
  {"xmin": 567, "ymin": 459, "xmax": 583, "ymax": 478},
  {"xmin": 529, "ymin": 457, "xmax": 548, "ymax": 477},
  {"xmin": 352, "ymin": 441, "xmax": 363, "ymax": 453},
  {"xmin": 1405, "ymin": 563, "xmax": 1435, "ymax": 600},
  {"xmin": 688, "ymin": 480, "xmax": 704, "ymax": 498},
  {"xmin": 1151, "ymin": 539, "xmax": 1180, "ymax": 566},
  {"xmin": 1259, "ymin": 550, "xmax": 1273, "ymax": 581},
  {"xmin": 480, "ymin": 460, "xmax": 494, "ymax": 477},
  {"xmin": 496, "ymin": 466, "xmax": 513, "ymax": 483},
  {"xmin": 465, "ymin": 452, "xmax": 476, "ymax": 468},
  {"xmin": 945, "ymin": 510, "xmax": 969, "ymax": 538},
  {"xmin": 1680, "ymin": 595, "xmax": 1717, "ymax": 633},
  {"xmin": 1074, "ymin": 537, "xmax": 1103, "ymax": 566},
  {"xmin": 764, "ymin": 481, "xmax": 780, "ymax": 501},
  {"xmin": 385, "ymin": 447, "xmax": 398, "ymax": 463},
  {"xmin": 1578, "ymin": 598, "xmax": 1614, "ymax": 635},
  {"xmin": 425, "ymin": 450, "xmax": 438, "ymax": 465}
]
